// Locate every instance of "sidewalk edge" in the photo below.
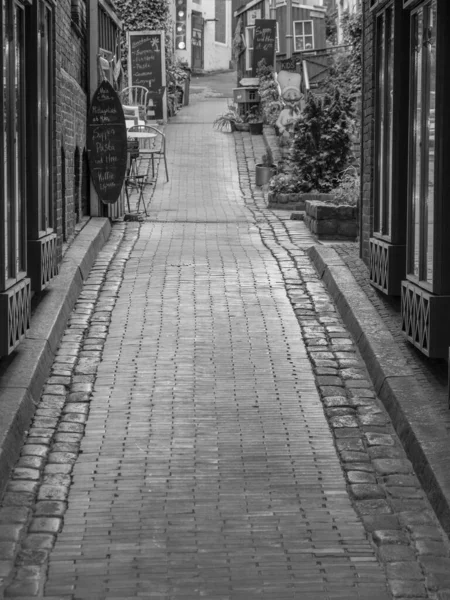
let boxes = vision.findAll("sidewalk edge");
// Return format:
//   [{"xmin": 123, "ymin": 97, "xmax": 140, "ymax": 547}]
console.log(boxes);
[
  {"xmin": 307, "ymin": 244, "xmax": 450, "ymax": 535},
  {"xmin": 0, "ymin": 217, "xmax": 112, "ymax": 497}
]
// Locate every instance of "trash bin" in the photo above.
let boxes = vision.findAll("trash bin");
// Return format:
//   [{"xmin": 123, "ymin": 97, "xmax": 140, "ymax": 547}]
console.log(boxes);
[{"xmin": 183, "ymin": 67, "xmax": 191, "ymax": 106}]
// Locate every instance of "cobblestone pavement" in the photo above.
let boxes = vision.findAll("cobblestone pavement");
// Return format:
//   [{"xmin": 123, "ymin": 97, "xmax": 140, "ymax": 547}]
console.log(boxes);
[{"xmin": 0, "ymin": 97, "xmax": 450, "ymax": 599}]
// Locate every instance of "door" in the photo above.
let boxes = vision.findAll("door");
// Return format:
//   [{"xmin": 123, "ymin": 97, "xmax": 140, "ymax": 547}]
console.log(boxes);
[{"xmin": 191, "ymin": 11, "xmax": 203, "ymax": 70}]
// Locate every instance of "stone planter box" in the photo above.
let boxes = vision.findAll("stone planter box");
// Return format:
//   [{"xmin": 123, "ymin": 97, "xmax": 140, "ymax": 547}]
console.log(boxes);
[
  {"xmin": 304, "ymin": 200, "xmax": 358, "ymax": 240},
  {"xmin": 267, "ymin": 191, "xmax": 306, "ymax": 211}
]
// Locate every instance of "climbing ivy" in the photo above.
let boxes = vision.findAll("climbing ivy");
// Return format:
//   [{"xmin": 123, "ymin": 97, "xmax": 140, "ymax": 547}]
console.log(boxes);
[
  {"xmin": 323, "ymin": 9, "xmax": 362, "ymax": 109},
  {"xmin": 114, "ymin": 0, "xmax": 173, "ymax": 79}
]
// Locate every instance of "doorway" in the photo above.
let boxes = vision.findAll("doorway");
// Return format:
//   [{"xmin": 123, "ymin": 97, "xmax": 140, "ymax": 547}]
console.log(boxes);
[{"xmin": 191, "ymin": 11, "xmax": 203, "ymax": 70}]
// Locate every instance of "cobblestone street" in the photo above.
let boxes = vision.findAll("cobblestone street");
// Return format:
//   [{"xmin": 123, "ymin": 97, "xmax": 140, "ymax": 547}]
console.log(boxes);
[{"xmin": 1, "ymin": 89, "xmax": 450, "ymax": 599}]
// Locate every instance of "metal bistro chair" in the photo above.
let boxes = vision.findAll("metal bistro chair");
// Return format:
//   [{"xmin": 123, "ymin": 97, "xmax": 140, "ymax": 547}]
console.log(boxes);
[
  {"xmin": 124, "ymin": 143, "xmax": 148, "ymax": 217},
  {"xmin": 119, "ymin": 86, "xmax": 150, "ymax": 124},
  {"xmin": 127, "ymin": 124, "xmax": 169, "ymax": 183}
]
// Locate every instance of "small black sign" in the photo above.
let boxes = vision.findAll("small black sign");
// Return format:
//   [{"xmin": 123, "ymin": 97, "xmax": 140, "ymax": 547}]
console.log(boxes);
[
  {"xmin": 128, "ymin": 31, "xmax": 165, "ymax": 120},
  {"xmin": 279, "ymin": 57, "xmax": 297, "ymax": 72},
  {"xmin": 252, "ymin": 19, "xmax": 277, "ymax": 76},
  {"xmin": 87, "ymin": 80, "xmax": 127, "ymax": 204}
]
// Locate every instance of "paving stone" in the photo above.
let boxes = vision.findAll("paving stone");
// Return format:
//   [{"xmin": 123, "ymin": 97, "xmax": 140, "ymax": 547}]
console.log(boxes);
[
  {"xmin": 22, "ymin": 534, "xmax": 56, "ymax": 550},
  {"xmin": 47, "ymin": 452, "xmax": 78, "ymax": 465},
  {"xmin": 368, "ymin": 446, "xmax": 405, "ymax": 460},
  {"xmin": 29, "ymin": 518, "xmax": 62, "ymax": 535},
  {"xmin": 372, "ymin": 459, "xmax": 414, "ymax": 476},
  {"xmin": 340, "ymin": 451, "xmax": 370, "ymax": 463},
  {"xmin": 388, "ymin": 579, "xmax": 427, "ymax": 598},
  {"xmin": 355, "ymin": 499, "xmax": 393, "ymax": 515},
  {"xmin": 415, "ymin": 539, "xmax": 449, "ymax": 556},
  {"xmin": 43, "ymin": 464, "xmax": 73, "ymax": 476},
  {"xmin": 0, "ymin": 507, "xmax": 31, "ymax": 524},
  {"xmin": 0, "ymin": 559, "xmax": 14, "ymax": 577},
  {"xmin": 372, "ymin": 530, "xmax": 410, "ymax": 546},
  {"xmin": 20, "ymin": 445, "xmax": 49, "ymax": 459},
  {"xmin": 386, "ymin": 561, "xmax": 424, "ymax": 580},
  {"xmin": 378, "ymin": 544, "xmax": 417, "ymax": 562},
  {"xmin": 34, "ymin": 502, "xmax": 67, "ymax": 518},
  {"xmin": 37, "ymin": 486, "xmax": 69, "ymax": 502},
  {"xmin": 349, "ymin": 484, "xmax": 385, "ymax": 500},
  {"xmin": 0, "ymin": 541, "xmax": 17, "ymax": 560},
  {"xmin": 6, "ymin": 481, "xmax": 39, "ymax": 495},
  {"xmin": 347, "ymin": 471, "xmax": 377, "ymax": 484}
]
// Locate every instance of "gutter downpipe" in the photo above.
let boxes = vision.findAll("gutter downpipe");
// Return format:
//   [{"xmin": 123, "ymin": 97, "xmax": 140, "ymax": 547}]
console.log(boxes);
[
  {"xmin": 270, "ymin": 0, "xmax": 276, "ymax": 20},
  {"xmin": 286, "ymin": 0, "xmax": 293, "ymax": 58}
]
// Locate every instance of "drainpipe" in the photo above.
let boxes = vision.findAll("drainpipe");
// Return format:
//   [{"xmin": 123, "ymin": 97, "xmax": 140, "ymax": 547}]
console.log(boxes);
[
  {"xmin": 270, "ymin": 0, "xmax": 276, "ymax": 20},
  {"xmin": 286, "ymin": 0, "xmax": 293, "ymax": 58},
  {"xmin": 87, "ymin": 0, "xmax": 102, "ymax": 216}
]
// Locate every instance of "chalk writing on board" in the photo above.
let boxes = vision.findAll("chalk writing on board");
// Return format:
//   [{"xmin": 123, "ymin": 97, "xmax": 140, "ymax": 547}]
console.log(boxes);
[
  {"xmin": 87, "ymin": 80, "xmax": 127, "ymax": 204},
  {"xmin": 128, "ymin": 31, "xmax": 166, "ymax": 120},
  {"xmin": 252, "ymin": 19, "xmax": 276, "ymax": 75}
]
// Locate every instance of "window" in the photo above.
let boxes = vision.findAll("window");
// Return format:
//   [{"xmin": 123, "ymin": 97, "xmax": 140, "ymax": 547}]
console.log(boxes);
[
  {"xmin": 373, "ymin": 5, "xmax": 394, "ymax": 238},
  {"xmin": 38, "ymin": 1, "xmax": 53, "ymax": 234},
  {"xmin": 407, "ymin": 0, "xmax": 436, "ymax": 284},
  {"xmin": 245, "ymin": 26, "xmax": 254, "ymax": 72},
  {"xmin": 293, "ymin": 20, "xmax": 314, "ymax": 51},
  {"xmin": 1, "ymin": 0, "xmax": 27, "ymax": 288},
  {"xmin": 215, "ymin": 0, "xmax": 226, "ymax": 44}
]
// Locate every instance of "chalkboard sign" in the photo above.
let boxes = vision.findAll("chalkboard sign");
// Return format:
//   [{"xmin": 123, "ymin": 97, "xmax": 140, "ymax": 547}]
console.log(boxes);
[
  {"xmin": 87, "ymin": 80, "xmax": 128, "ymax": 204},
  {"xmin": 127, "ymin": 30, "xmax": 167, "ymax": 122},
  {"xmin": 252, "ymin": 19, "xmax": 277, "ymax": 76}
]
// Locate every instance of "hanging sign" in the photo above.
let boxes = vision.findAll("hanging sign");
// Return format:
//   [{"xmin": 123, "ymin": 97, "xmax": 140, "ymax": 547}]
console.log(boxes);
[
  {"xmin": 252, "ymin": 19, "xmax": 277, "ymax": 76},
  {"xmin": 279, "ymin": 57, "xmax": 297, "ymax": 72},
  {"xmin": 87, "ymin": 80, "xmax": 128, "ymax": 204},
  {"xmin": 127, "ymin": 30, "xmax": 167, "ymax": 122}
]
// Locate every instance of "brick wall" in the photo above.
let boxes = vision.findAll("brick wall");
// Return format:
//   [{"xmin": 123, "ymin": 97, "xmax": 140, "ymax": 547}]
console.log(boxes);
[
  {"xmin": 360, "ymin": 0, "xmax": 374, "ymax": 266},
  {"xmin": 54, "ymin": 0, "xmax": 88, "ymax": 259}
]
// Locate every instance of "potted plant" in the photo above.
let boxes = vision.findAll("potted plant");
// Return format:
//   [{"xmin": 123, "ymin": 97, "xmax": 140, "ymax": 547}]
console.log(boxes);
[
  {"xmin": 255, "ymin": 150, "xmax": 277, "ymax": 186},
  {"xmin": 246, "ymin": 105, "xmax": 263, "ymax": 135},
  {"xmin": 213, "ymin": 102, "xmax": 243, "ymax": 132}
]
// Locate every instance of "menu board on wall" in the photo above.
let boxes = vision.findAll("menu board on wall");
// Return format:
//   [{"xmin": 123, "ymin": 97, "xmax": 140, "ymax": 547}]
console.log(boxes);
[
  {"xmin": 252, "ymin": 19, "xmax": 277, "ymax": 76},
  {"xmin": 87, "ymin": 80, "xmax": 128, "ymax": 204},
  {"xmin": 127, "ymin": 30, "xmax": 167, "ymax": 122}
]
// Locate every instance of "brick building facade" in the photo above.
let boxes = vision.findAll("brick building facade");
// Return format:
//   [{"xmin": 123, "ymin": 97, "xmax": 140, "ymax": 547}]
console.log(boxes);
[
  {"xmin": 0, "ymin": 0, "xmax": 121, "ymax": 357},
  {"xmin": 360, "ymin": 0, "xmax": 450, "ymax": 359}
]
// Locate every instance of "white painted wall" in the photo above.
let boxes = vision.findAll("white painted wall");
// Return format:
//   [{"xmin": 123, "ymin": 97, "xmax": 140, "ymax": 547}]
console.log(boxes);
[{"xmin": 174, "ymin": 0, "xmax": 232, "ymax": 71}]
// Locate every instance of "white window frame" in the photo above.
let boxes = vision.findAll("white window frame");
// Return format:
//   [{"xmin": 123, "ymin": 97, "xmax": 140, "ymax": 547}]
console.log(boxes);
[
  {"xmin": 276, "ymin": 22, "xmax": 280, "ymax": 53},
  {"xmin": 293, "ymin": 20, "xmax": 314, "ymax": 52},
  {"xmin": 245, "ymin": 26, "xmax": 255, "ymax": 72}
]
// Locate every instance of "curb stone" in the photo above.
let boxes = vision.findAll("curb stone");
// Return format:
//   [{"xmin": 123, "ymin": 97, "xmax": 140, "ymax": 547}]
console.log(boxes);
[
  {"xmin": 0, "ymin": 218, "xmax": 111, "ymax": 501},
  {"xmin": 0, "ymin": 223, "xmax": 138, "ymax": 597},
  {"xmin": 307, "ymin": 244, "xmax": 450, "ymax": 537}
]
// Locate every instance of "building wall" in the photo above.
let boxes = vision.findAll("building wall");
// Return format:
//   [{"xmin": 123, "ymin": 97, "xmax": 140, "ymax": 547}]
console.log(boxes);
[
  {"xmin": 55, "ymin": 0, "xmax": 89, "ymax": 256},
  {"xmin": 176, "ymin": 0, "xmax": 232, "ymax": 71},
  {"xmin": 360, "ymin": 0, "xmax": 374, "ymax": 265}
]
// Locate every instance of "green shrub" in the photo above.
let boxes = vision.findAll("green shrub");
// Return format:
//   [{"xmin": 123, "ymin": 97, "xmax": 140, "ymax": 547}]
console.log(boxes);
[
  {"xmin": 256, "ymin": 60, "xmax": 282, "ymax": 126},
  {"xmin": 290, "ymin": 90, "xmax": 352, "ymax": 193}
]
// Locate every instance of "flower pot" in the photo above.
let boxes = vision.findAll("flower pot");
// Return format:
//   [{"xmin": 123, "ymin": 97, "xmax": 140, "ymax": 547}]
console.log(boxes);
[
  {"xmin": 249, "ymin": 121, "xmax": 263, "ymax": 135},
  {"xmin": 234, "ymin": 122, "xmax": 250, "ymax": 132},
  {"xmin": 255, "ymin": 164, "xmax": 277, "ymax": 187}
]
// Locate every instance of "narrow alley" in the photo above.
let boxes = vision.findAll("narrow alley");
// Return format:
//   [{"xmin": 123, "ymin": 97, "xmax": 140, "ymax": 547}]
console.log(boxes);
[{"xmin": 0, "ymin": 75, "xmax": 449, "ymax": 600}]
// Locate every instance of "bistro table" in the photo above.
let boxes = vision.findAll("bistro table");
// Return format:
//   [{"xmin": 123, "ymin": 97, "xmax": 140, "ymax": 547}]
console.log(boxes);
[{"xmin": 125, "ymin": 129, "xmax": 157, "ymax": 216}]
